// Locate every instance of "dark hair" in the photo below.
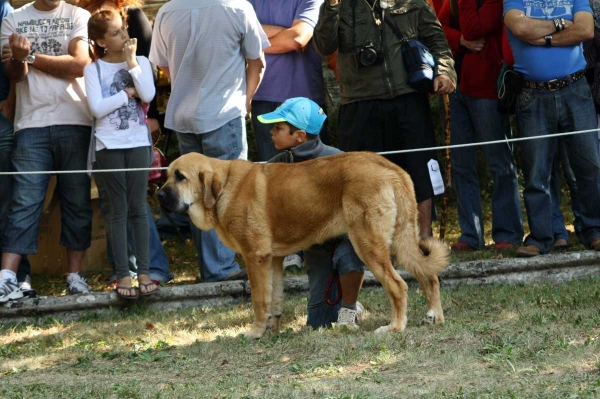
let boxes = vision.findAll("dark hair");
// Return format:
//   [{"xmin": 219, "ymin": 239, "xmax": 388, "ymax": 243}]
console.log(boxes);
[
  {"xmin": 87, "ymin": 9, "xmax": 121, "ymax": 60},
  {"xmin": 285, "ymin": 122, "xmax": 318, "ymax": 140}
]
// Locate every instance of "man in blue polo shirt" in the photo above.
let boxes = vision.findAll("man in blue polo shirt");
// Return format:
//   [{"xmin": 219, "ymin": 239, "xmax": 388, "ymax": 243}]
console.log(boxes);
[{"xmin": 504, "ymin": 0, "xmax": 600, "ymax": 256}]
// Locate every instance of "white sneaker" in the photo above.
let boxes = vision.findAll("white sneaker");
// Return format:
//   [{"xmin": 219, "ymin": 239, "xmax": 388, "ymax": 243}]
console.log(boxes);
[
  {"xmin": 0, "ymin": 277, "xmax": 23, "ymax": 303},
  {"xmin": 336, "ymin": 307, "xmax": 359, "ymax": 330},
  {"xmin": 283, "ymin": 254, "xmax": 303, "ymax": 271},
  {"xmin": 67, "ymin": 273, "xmax": 91, "ymax": 295},
  {"xmin": 18, "ymin": 275, "xmax": 37, "ymax": 298},
  {"xmin": 356, "ymin": 301, "xmax": 365, "ymax": 316}
]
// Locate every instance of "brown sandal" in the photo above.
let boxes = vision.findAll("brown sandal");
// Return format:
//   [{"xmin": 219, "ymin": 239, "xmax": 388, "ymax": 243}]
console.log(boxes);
[
  {"xmin": 139, "ymin": 282, "xmax": 160, "ymax": 296},
  {"xmin": 115, "ymin": 286, "xmax": 139, "ymax": 300}
]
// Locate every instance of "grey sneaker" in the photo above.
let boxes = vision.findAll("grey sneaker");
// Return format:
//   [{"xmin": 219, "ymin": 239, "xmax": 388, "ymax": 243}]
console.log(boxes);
[
  {"xmin": 283, "ymin": 254, "xmax": 303, "ymax": 271},
  {"xmin": 67, "ymin": 273, "xmax": 91, "ymax": 294},
  {"xmin": 336, "ymin": 307, "xmax": 359, "ymax": 330},
  {"xmin": 18, "ymin": 275, "xmax": 37, "ymax": 298},
  {"xmin": 0, "ymin": 277, "xmax": 23, "ymax": 303}
]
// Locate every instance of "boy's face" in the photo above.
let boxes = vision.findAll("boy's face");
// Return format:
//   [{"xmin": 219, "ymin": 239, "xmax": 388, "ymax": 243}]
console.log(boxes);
[{"xmin": 270, "ymin": 122, "xmax": 305, "ymax": 150}]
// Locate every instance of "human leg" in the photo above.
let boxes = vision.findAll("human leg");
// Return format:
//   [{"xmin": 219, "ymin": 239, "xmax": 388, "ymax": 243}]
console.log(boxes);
[
  {"xmin": 449, "ymin": 89, "xmax": 484, "ymax": 249},
  {"xmin": 558, "ymin": 80, "xmax": 600, "ymax": 248},
  {"xmin": 305, "ymin": 245, "xmax": 339, "ymax": 330},
  {"xmin": 470, "ymin": 97, "xmax": 523, "ymax": 247},
  {"xmin": 515, "ymin": 88, "xmax": 557, "ymax": 255},
  {"xmin": 176, "ymin": 120, "xmax": 242, "ymax": 282}
]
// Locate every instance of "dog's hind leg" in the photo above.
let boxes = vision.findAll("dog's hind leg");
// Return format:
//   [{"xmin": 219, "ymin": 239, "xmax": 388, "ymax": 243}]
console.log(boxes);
[
  {"xmin": 414, "ymin": 274, "xmax": 444, "ymax": 324},
  {"xmin": 242, "ymin": 252, "xmax": 273, "ymax": 339},
  {"xmin": 267, "ymin": 256, "xmax": 284, "ymax": 334},
  {"xmin": 348, "ymin": 231, "xmax": 408, "ymax": 334}
]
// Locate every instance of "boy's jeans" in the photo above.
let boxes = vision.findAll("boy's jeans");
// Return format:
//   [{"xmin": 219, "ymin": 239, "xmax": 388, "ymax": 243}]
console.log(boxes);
[
  {"xmin": 516, "ymin": 79, "xmax": 600, "ymax": 253},
  {"xmin": 550, "ymin": 141, "xmax": 582, "ymax": 242},
  {"xmin": 305, "ymin": 237, "xmax": 365, "ymax": 330},
  {"xmin": 176, "ymin": 117, "xmax": 244, "ymax": 282},
  {"xmin": 0, "ymin": 113, "xmax": 30, "ymax": 280},
  {"xmin": 449, "ymin": 89, "xmax": 523, "ymax": 249}
]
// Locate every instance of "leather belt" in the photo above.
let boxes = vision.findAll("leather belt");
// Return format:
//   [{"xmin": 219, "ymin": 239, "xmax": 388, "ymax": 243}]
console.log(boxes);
[{"xmin": 523, "ymin": 70, "xmax": 585, "ymax": 91}]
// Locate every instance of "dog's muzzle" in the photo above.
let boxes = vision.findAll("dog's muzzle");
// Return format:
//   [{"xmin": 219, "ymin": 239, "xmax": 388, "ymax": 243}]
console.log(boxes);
[{"xmin": 157, "ymin": 186, "xmax": 189, "ymax": 214}]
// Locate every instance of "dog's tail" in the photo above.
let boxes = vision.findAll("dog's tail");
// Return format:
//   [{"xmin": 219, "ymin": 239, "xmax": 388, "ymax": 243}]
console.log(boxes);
[{"xmin": 389, "ymin": 176, "xmax": 450, "ymax": 278}]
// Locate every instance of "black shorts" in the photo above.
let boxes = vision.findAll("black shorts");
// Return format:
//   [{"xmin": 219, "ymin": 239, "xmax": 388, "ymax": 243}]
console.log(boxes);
[{"xmin": 338, "ymin": 93, "xmax": 438, "ymax": 202}]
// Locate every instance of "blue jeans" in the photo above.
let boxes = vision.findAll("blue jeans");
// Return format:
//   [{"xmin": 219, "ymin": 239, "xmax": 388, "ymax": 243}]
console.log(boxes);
[
  {"xmin": 95, "ymin": 167, "xmax": 173, "ymax": 282},
  {"xmin": 2, "ymin": 125, "xmax": 92, "ymax": 254},
  {"xmin": 250, "ymin": 100, "xmax": 329, "ymax": 162},
  {"xmin": 551, "ymin": 141, "xmax": 582, "ymax": 242},
  {"xmin": 176, "ymin": 117, "xmax": 243, "ymax": 282},
  {"xmin": 516, "ymin": 78, "xmax": 600, "ymax": 253},
  {"xmin": 450, "ymin": 89, "xmax": 523, "ymax": 249},
  {"xmin": 0, "ymin": 113, "xmax": 30, "ymax": 280},
  {"xmin": 304, "ymin": 237, "xmax": 365, "ymax": 330}
]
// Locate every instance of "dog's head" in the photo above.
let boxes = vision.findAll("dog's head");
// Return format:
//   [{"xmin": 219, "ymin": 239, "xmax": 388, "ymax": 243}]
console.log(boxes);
[{"xmin": 157, "ymin": 152, "xmax": 223, "ymax": 230}]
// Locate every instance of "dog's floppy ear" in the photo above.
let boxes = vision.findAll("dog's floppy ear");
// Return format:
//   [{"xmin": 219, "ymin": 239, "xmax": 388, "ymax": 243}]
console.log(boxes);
[{"xmin": 199, "ymin": 171, "xmax": 222, "ymax": 209}]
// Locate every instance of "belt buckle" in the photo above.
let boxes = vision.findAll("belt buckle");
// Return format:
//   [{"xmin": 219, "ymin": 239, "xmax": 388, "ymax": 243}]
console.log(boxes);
[{"xmin": 547, "ymin": 79, "xmax": 560, "ymax": 91}]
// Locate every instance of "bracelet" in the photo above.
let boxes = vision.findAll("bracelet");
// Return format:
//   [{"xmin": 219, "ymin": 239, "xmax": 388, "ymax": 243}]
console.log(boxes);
[
  {"xmin": 554, "ymin": 19, "xmax": 560, "ymax": 32},
  {"xmin": 560, "ymin": 18, "xmax": 566, "ymax": 31},
  {"xmin": 545, "ymin": 35, "xmax": 553, "ymax": 47}
]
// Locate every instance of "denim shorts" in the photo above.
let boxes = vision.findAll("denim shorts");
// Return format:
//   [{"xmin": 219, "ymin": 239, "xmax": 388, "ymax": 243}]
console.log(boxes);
[{"xmin": 2, "ymin": 125, "xmax": 92, "ymax": 254}]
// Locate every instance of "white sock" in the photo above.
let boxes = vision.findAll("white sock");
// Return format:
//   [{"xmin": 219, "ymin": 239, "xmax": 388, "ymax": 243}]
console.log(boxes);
[{"xmin": 0, "ymin": 269, "xmax": 17, "ymax": 282}]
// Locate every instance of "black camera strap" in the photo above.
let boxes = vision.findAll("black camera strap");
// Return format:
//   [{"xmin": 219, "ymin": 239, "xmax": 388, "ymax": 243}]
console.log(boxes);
[
  {"xmin": 383, "ymin": 12, "xmax": 406, "ymax": 42},
  {"xmin": 351, "ymin": 0, "xmax": 383, "ymax": 52}
]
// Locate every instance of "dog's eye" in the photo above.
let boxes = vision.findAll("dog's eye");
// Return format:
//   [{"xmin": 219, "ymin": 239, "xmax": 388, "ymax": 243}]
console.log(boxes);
[{"xmin": 175, "ymin": 170, "xmax": 186, "ymax": 182}]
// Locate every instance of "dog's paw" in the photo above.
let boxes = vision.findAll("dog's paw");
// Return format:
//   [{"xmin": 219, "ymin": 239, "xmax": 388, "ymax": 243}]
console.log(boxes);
[
  {"xmin": 374, "ymin": 325, "xmax": 391, "ymax": 334},
  {"xmin": 422, "ymin": 309, "xmax": 444, "ymax": 325},
  {"xmin": 240, "ymin": 327, "xmax": 265, "ymax": 340}
]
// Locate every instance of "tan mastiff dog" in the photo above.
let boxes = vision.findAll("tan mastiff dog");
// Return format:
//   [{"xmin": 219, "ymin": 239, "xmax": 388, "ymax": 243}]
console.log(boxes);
[{"xmin": 158, "ymin": 151, "xmax": 450, "ymax": 338}]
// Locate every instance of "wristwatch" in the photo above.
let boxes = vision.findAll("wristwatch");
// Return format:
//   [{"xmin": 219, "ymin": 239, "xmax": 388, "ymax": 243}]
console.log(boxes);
[
  {"xmin": 545, "ymin": 35, "xmax": 553, "ymax": 47},
  {"xmin": 26, "ymin": 53, "xmax": 35, "ymax": 64}
]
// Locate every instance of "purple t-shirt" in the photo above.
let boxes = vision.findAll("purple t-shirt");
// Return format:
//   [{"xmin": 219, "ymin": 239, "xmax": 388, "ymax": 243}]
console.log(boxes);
[
  {"xmin": 248, "ymin": 0, "xmax": 326, "ymax": 105},
  {"xmin": 504, "ymin": 0, "xmax": 591, "ymax": 81}
]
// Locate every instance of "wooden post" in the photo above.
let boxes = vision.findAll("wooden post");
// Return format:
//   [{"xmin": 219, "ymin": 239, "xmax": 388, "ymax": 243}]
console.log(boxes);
[{"xmin": 439, "ymin": 94, "xmax": 451, "ymax": 240}]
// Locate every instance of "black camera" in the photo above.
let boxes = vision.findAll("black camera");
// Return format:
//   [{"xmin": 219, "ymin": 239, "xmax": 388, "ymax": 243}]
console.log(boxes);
[{"xmin": 355, "ymin": 41, "xmax": 384, "ymax": 68}]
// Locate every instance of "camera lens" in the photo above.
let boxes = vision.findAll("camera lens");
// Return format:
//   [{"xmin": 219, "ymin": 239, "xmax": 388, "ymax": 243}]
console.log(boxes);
[{"xmin": 360, "ymin": 48, "xmax": 378, "ymax": 66}]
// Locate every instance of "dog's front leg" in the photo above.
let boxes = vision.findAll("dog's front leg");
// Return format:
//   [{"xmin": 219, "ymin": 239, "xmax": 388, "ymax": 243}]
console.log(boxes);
[
  {"xmin": 242, "ymin": 253, "xmax": 273, "ymax": 339},
  {"xmin": 267, "ymin": 256, "xmax": 285, "ymax": 334}
]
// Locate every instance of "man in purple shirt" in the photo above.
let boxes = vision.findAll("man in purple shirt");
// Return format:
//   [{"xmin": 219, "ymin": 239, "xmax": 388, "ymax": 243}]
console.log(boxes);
[{"xmin": 248, "ymin": 0, "xmax": 327, "ymax": 163}]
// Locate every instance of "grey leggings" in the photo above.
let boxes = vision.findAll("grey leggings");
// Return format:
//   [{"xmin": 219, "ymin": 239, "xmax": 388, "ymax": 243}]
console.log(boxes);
[{"xmin": 95, "ymin": 146, "xmax": 151, "ymax": 280}]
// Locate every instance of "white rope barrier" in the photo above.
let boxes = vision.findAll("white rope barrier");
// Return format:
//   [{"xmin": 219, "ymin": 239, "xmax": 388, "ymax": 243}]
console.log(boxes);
[{"xmin": 0, "ymin": 126, "xmax": 598, "ymax": 175}]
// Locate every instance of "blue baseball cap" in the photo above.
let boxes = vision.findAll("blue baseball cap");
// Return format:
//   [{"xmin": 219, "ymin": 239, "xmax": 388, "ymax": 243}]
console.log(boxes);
[{"xmin": 257, "ymin": 97, "xmax": 327, "ymax": 135}]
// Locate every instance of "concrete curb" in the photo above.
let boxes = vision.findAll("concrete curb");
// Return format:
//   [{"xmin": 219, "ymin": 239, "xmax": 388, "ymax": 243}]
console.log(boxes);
[{"xmin": 1, "ymin": 251, "xmax": 599, "ymax": 324}]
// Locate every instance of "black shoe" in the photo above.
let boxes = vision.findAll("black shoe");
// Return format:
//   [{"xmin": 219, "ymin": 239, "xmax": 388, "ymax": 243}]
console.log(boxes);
[{"xmin": 223, "ymin": 269, "xmax": 248, "ymax": 281}]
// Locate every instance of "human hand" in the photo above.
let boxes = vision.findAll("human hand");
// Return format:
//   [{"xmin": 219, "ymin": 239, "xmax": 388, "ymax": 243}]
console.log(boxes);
[
  {"xmin": 433, "ymin": 75, "xmax": 455, "ymax": 94},
  {"xmin": 459, "ymin": 35, "xmax": 485, "ymax": 53},
  {"xmin": 0, "ymin": 98, "xmax": 15, "ymax": 121},
  {"xmin": 8, "ymin": 33, "xmax": 31, "ymax": 62},
  {"xmin": 124, "ymin": 87, "xmax": 138, "ymax": 99},
  {"xmin": 147, "ymin": 117, "xmax": 161, "ymax": 141},
  {"xmin": 123, "ymin": 38, "xmax": 138, "ymax": 68},
  {"xmin": 1, "ymin": 45, "xmax": 12, "ymax": 64}
]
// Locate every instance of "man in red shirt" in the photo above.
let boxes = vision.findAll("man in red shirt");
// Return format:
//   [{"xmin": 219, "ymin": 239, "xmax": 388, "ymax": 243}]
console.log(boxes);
[{"xmin": 438, "ymin": 0, "xmax": 524, "ymax": 251}]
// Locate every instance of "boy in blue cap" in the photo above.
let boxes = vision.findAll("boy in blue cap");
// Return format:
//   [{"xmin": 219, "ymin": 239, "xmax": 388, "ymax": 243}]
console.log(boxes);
[{"xmin": 258, "ymin": 97, "xmax": 365, "ymax": 330}]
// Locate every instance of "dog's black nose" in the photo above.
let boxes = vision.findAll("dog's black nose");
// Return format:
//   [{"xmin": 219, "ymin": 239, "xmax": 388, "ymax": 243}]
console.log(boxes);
[{"xmin": 157, "ymin": 190, "xmax": 166, "ymax": 200}]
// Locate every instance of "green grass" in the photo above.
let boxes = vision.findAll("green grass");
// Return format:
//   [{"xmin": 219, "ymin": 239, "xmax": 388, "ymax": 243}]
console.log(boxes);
[{"xmin": 2, "ymin": 279, "xmax": 600, "ymax": 398}]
